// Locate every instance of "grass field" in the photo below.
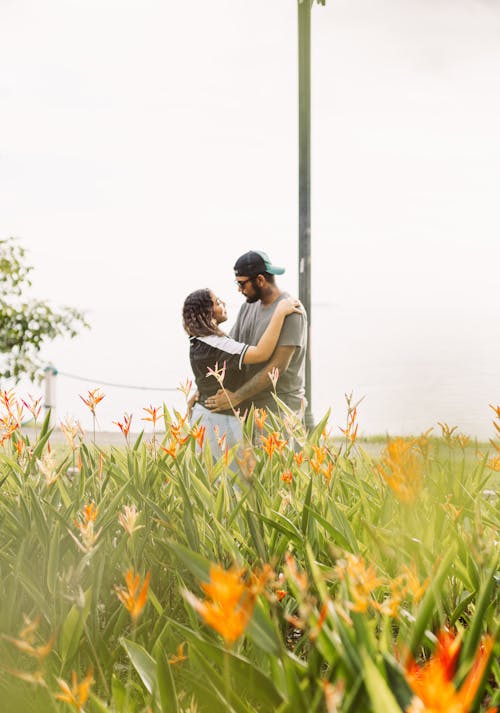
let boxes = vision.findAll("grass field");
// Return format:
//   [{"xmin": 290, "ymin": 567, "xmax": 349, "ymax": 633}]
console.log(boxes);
[{"xmin": 0, "ymin": 390, "xmax": 498, "ymax": 712}]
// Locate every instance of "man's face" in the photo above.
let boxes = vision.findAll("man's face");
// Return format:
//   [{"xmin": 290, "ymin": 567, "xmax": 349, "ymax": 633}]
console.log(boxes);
[{"xmin": 235, "ymin": 275, "xmax": 263, "ymax": 303}]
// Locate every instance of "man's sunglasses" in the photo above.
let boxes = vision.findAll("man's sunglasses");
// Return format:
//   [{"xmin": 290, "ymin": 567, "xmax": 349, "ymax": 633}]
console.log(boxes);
[{"xmin": 235, "ymin": 277, "xmax": 255, "ymax": 290}]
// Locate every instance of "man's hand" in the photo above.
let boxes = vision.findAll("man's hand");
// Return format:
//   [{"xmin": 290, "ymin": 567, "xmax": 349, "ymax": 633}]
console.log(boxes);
[{"xmin": 205, "ymin": 389, "xmax": 238, "ymax": 413}]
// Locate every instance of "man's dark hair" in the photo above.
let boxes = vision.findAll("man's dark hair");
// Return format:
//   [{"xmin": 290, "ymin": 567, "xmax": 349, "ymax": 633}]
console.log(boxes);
[{"xmin": 182, "ymin": 289, "xmax": 223, "ymax": 337}]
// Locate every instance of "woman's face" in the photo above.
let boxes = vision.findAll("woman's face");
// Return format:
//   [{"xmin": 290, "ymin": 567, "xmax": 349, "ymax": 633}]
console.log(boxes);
[{"xmin": 211, "ymin": 293, "xmax": 227, "ymax": 324}]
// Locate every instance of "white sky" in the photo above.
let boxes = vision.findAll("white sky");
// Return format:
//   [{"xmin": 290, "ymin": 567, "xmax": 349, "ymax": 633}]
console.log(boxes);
[{"xmin": 1, "ymin": 0, "xmax": 499, "ymax": 437}]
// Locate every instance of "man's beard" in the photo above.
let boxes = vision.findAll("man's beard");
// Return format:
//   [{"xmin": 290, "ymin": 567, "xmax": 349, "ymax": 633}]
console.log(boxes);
[{"xmin": 246, "ymin": 283, "xmax": 264, "ymax": 303}]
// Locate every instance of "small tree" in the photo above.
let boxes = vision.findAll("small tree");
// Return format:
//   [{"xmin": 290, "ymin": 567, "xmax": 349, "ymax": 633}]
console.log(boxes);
[{"xmin": 0, "ymin": 237, "xmax": 89, "ymax": 381}]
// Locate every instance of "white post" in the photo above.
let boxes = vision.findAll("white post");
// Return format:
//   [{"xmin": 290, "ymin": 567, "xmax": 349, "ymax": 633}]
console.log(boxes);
[{"xmin": 44, "ymin": 364, "xmax": 58, "ymax": 426}]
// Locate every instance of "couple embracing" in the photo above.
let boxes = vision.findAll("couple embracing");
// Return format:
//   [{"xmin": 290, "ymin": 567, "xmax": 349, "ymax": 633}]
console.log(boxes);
[{"xmin": 182, "ymin": 250, "xmax": 308, "ymax": 454}]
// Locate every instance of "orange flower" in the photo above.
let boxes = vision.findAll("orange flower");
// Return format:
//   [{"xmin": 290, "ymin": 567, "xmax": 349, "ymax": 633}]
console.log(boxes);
[
  {"xmin": 73, "ymin": 503, "xmax": 101, "ymax": 552},
  {"xmin": 294, "ymin": 451, "xmax": 304, "ymax": 466},
  {"xmin": 405, "ymin": 631, "xmax": 494, "ymax": 713},
  {"xmin": 376, "ymin": 437, "xmax": 423, "ymax": 503},
  {"xmin": 335, "ymin": 553, "xmax": 383, "ymax": 613},
  {"xmin": 113, "ymin": 413, "xmax": 133, "ymax": 439},
  {"xmin": 168, "ymin": 642, "xmax": 188, "ymax": 665},
  {"xmin": 262, "ymin": 431, "xmax": 287, "ymax": 458},
  {"xmin": 254, "ymin": 408, "xmax": 268, "ymax": 431},
  {"xmin": 142, "ymin": 404, "xmax": 161, "ymax": 426},
  {"xmin": 281, "ymin": 469, "xmax": 293, "ymax": 484},
  {"xmin": 21, "ymin": 394, "xmax": 42, "ymax": 421},
  {"xmin": 55, "ymin": 668, "xmax": 94, "ymax": 711},
  {"xmin": 115, "ymin": 570, "xmax": 151, "ymax": 622},
  {"xmin": 3, "ymin": 614, "xmax": 55, "ymax": 662},
  {"xmin": 339, "ymin": 406, "xmax": 359, "ymax": 444},
  {"xmin": 191, "ymin": 425, "xmax": 206, "ymax": 448},
  {"xmin": 161, "ymin": 441, "xmax": 178, "ymax": 459},
  {"xmin": 322, "ymin": 461, "xmax": 333, "ymax": 483},
  {"xmin": 79, "ymin": 388, "xmax": 105, "ymax": 416},
  {"xmin": 184, "ymin": 564, "xmax": 262, "ymax": 645}
]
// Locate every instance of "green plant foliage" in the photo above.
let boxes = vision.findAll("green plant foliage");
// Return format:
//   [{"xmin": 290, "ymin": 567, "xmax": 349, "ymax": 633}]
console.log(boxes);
[
  {"xmin": 0, "ymin": 394, "xmax": 498, "ymax": 712},
  {"xmin": 0, "ymin": 238, "xmax": 88, "ymax": 380}
]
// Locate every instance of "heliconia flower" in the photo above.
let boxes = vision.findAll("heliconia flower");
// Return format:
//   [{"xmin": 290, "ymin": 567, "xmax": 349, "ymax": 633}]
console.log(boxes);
[
  {"xmin": 191, "ymin": 425, "xmax": 206, "ymax": 448},
  {"xmin": 267, "ymin": 367, "xmax": 280, "ymax": 390},
  {"xmin": 79, "ymin": 388, "xmax": 105, "ymax": 416},
  {"xmin": 404, "ymin": 630, "xmax": 495, "ymax": 713},
  {"xmin": 55, "ymin": 668, "xmax": 94, "ymax": 711},
  {"xmin": 213, "ymin": 425, "xmax": 227, "ymax": 450},
  {"xmin": 118, "ymin": 504, "xmax": 143, "ymax": 536},
  {"xmin": 437, "ymin": 422, "xmax": 458, "ymax": 445},
  {"xmin": 323, "ymin": 680, "xmax": 344, "ymax": 713},
  {"xmin": 113, "ymin": 413, "xmax": 133, "ymax": 439},
  {"xmin": 142, "ymin": 405, "xmax": 161, "ymax": 426},
  {"xmin": 276, "ymin": 589, "xmax": 287, "ymax": 602},
  {"xmin": 281, "ymin": 469, "xmax": 293, "ymax": 484},
  {"xmin": 2, "ymin": 614, "xmax": 55, "ymax": 662},
  {"xmin": 0, "ymin": 413, "xmax": 20, "ymax": 445},
  {"xmin": 21, "ymin": 394, "xmax": 42, "ymax": 421},
  {"xmin": 284, "ymin": 553, "xmax": 309, "ymax": 594},
  {"xmin": 0, "ymin": 388, "xmax": 18, "ymax": 415},
  {"xmin": 254, "ymin": 408, "xmax": 268, "ymax": 431},
  {"xmin": 376, "ymin": 437, "xmax": 423, "ymax": 504},
  {"xmin": 73, "ymin": 503, "xmax": 101, "ymax": 552},
  {"xmin": 321, "ymin": 461, "xmax": 333, "ymax": 483},
  {"xmin": 489, "ymin": 403, "xmax": 500, "ymax": 419},
  {"xmin": 335, "ymin": 553, "xmax": 383, "ymax": 613},
  {"xmin": 178, "ymin": 378, "xmax": 193, "ymax": 400},
  {"xmin": 312, "ymin": 444, "xmax": 327, "ymax": 464},
  {"xmin": 184, "ymin": 564, "xmax": 263, "ymax": 645},
  {"xmin": 37, "ymin": 451, "xmax": 58, "ymax": 487},
  {"xmin": 486, "ymin": 455, "xmax": 500, "ymax": 472},
  {"xmin": 60, "ymin": 417, "xmax": 84, "ymax": 451},
  {"xmin": 339, "ymin": 406, "xmax": 359, "ymax": 444},
  {"xmin": 294, "ymin": 451, "xmax": 304, "ymax": 466},
  {"xmin": 262, "ymin": 431, "xmax": 287, "ymax": 458},
  {"xmin": 455, "ymin": 433, "xmax": 470, "ymax": 449},
  {"xmin": 206, "ymin": 361, "xmax": 226, "ymax": 386},
  {"xmin": 161, "ymin": 441, "xmax": 178, "ymax": 459},
  {"xmin": 168, "ymin": 642, "xmax": 188, "ymax": 665},
  {"xmin": 115, "ymin": 570, "xmax": 151, "ymax": 622}
]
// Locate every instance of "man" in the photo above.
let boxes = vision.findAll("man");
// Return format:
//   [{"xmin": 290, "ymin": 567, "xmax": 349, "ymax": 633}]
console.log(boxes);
[{"xmin": 205, "ymin": 250, "xmax": 307, "ymax": 415}]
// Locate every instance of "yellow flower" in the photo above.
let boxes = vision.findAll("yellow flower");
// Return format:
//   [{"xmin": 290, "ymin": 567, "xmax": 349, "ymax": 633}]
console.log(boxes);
[
  {"xmin": 376, "ymin": 437, "xmax": 423, "ymax": 503},
  {"xmin": 115, "ymin": 570, "xmax": 151, "ymax": 622},
  {"xmin": 55, "ymin": 668, "xmax": 94, "ymax": 711}
]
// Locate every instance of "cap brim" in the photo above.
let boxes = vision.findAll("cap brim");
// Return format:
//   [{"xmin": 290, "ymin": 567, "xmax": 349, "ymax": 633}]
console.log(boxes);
[{"xmin": 267, "ymin": 265, "xmax": 285, "ymax": 275}]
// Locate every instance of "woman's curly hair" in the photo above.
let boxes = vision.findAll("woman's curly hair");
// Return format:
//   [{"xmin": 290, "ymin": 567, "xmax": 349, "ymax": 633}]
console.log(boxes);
[{"xmin": 182, "ymin": 288, "xmax": 223, "ymax": 337}]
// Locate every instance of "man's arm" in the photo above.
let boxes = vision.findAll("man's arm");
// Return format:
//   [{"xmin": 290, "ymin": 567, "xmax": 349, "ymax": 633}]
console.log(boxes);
[{"xmin": 207, "ymin": 345, "xmax": 296, "ymax": 412}]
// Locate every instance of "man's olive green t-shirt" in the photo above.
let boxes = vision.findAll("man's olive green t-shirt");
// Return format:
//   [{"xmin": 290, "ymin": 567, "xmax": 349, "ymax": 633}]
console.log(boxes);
[{"xmin": 230, "ymin": 293, "xmax": 307, "ymax": 412}]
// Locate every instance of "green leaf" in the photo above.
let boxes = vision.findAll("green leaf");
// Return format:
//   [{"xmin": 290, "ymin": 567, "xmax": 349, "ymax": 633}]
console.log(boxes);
[
  {"xmin": 60, "ymin": 587, "xmax": 92, "ymax": 663},
  {"xmin": 361, "ymin": 650, "xmax": 402, "ymax": 713},
  {"xmin": 121, "ymin": 638, "xmax": 157, "ymax": 696},
  {"xmin": 154, "ymin": 641, "xmax": 179, "ymax": 713}
]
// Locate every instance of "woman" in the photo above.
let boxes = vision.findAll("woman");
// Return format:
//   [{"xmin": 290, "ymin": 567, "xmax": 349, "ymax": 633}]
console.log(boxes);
[{"xmin": 182, "ymin": 288, "xmax": 301, "ymax": 455}]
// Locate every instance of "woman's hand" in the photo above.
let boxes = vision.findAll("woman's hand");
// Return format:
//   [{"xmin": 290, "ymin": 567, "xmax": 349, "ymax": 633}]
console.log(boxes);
[{"xmin": 276, "ymin": 296, "xmax": 303, "ymax": 316}]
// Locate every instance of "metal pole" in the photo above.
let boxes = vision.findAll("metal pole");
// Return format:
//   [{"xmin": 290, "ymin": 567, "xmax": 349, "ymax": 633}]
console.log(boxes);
[
  {"xmin": 44, "ymin": 364, "xmax": 58, "ymax": 426},
  {"xmin": 298, "ymin": 0, "xmax": 314, "ymax": 428}
]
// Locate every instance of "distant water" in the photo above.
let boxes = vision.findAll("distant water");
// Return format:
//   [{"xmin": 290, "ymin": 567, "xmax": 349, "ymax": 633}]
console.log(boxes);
[{"xmin": 15, "ymin": 301, "xmax": 498, "ymax": 442}]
